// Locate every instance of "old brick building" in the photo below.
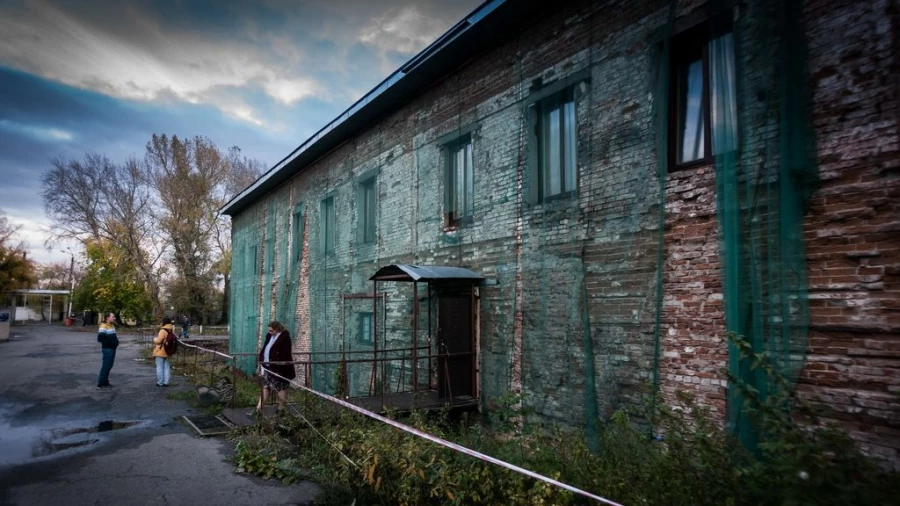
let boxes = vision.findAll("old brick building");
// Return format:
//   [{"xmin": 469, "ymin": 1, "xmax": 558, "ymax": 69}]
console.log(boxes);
[{"xmin": 221, "ymin": 0, "xmax": 899, "ymax": 466}]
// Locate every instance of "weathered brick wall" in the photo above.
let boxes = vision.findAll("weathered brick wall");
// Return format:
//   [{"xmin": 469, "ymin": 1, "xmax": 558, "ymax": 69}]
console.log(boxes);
[
  {"xmin": 661, "ymin": 166, "xmax": 728, "ymax": 416},
  {"xmin": 227, "ymin": 0, "xmax": 899, "ymax": 465},
  {"xmin": 800, "ymin": 0, "xmax": 900, "ymax": 464}
]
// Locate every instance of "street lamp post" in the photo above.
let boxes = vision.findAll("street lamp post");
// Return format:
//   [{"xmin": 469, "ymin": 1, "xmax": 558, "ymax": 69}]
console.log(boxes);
[{"xmin": 66, "ymin": 249, "xmax": 75, "ymax": 318}]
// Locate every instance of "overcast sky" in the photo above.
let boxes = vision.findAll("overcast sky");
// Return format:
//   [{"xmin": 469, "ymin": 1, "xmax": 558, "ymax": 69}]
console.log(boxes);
[{"xmin": 0, "ymin": 0, "xmax": 481, "ymax": 265}]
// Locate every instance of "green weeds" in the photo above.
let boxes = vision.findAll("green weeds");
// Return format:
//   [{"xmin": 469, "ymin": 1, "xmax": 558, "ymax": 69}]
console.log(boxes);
[{"xmin": 172, "ymin": 334, "xmax": 900, "ymax": 505}]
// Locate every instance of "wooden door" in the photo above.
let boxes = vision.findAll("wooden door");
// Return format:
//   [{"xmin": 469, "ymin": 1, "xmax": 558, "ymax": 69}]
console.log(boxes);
[{"xmin": 437, "ymin": 288, "xmax": 473, "ymax": 399}]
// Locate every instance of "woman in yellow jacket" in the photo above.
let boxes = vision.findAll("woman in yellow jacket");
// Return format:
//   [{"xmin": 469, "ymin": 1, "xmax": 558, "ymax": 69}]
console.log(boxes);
[{"xmin": 152, "ymin": 317, "xmax": 176, "ymax": 387}]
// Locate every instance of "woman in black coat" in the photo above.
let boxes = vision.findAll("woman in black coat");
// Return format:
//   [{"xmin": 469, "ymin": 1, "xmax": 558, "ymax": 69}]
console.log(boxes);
[{"xmin": 254, "ymin": 320, "xmax": 296, "ymax": 414}]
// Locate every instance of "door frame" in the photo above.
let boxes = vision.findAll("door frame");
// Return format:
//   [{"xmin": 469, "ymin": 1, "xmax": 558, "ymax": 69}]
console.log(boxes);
[{"xmin": 435, "ymin": 283, "xmax": 478, "ymax": 400}]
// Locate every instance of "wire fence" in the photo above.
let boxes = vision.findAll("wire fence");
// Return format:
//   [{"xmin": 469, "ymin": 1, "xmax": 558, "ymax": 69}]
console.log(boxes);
[
  {"xmin": 137, "ymin": 327, "xmax": 243, "ymax": 405},
  {"xmin": 136, "ymin": 329, "xmax": 617, "ymax": 504}
]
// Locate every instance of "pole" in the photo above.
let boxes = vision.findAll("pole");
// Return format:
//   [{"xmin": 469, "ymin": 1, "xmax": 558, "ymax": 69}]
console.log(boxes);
[
  {"xmin": 67, "ymin": 253, "xmax": 75, "ymax": 318},
  {"xmin": 412, "ymin": 282, "xmax": 419, "ymax": 399}
]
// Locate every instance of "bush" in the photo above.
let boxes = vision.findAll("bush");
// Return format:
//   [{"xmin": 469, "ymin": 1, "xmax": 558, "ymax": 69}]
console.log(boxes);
[{"xmin": 231, "ymin": 334, "xmax": 898, "ymax": 505}]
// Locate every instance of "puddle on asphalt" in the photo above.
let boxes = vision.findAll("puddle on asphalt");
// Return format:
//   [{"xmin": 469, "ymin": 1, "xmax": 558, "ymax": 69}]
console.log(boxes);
[{"xmin": 0, "ymin": 419, "xmax": 140, "ymax": 466}]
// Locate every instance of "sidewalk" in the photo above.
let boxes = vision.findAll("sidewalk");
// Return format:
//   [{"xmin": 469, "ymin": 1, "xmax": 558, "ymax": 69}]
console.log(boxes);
[{"xmin": 0, "ymin": 324, "xmax": 320, "ymax": 506}]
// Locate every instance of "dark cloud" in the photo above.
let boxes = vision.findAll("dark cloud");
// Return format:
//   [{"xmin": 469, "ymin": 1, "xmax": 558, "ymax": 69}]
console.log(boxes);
[
  {"xmin": 0, "ymin": 0, "xmax": 483, "ymax": 264},
  {"xmin": 0, "ymin": 65, "xmax": 316, "ymax": 260}
]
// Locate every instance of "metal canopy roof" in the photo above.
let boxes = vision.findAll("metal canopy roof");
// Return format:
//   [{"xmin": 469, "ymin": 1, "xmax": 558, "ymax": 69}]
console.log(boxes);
[
  {"xmin": 220, "ymin": 0, "xmax": 549, "ymax": 217},
  {"xmin": 370, "ymin": 264, "xmax": 483, "ymax": 282}
]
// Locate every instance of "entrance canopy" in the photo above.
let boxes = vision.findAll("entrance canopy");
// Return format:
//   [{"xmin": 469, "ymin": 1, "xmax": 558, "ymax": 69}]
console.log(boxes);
[{"xmin": 369, "ymin": 264, "xmax": 482, "ymax": 282}]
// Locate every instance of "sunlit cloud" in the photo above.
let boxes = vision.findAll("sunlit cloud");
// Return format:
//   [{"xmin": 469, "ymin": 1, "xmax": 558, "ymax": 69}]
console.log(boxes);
[
  {"xmin": 359, "ymin": 5, "xmax": 450, "ymax": 54},
  {"xmin": 230, "ymin": 105, "xmax": 266, "ymax": 127},
  {"xmin": 3, "ymin": 212, "xmax": 54, "ymax": 260},
  {"xmin": 262, "ymin": 76, "xmax": 322, "ymax": 106},
  {"xmin": 0, "ymin": 0, "xmax": 479, "ymax": 127},
  {"xmin": 0, "ymin": 119, "xmax": 74, "ymax": 142},
  {"xmin": 49, "ymin": 129, "xmax": 72, "ymax": 140},
  {"xmin": 0, "ymin": 0, "xmax": 327, "ymax": 126},
  {"xmin": 0, "ymin": 0, "xmax": 483, "ymax": 265}
]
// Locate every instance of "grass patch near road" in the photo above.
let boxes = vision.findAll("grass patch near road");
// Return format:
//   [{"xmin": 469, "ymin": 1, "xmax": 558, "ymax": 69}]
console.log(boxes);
[{"xmin": 165, "ymin": 390, "xmax": 194, "ymax": 402}]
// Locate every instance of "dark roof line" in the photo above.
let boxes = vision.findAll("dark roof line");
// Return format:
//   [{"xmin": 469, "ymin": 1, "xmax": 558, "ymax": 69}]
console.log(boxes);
[{"xmin": 220, "ymin": 0, "xmax": 544, "ymax": 217}]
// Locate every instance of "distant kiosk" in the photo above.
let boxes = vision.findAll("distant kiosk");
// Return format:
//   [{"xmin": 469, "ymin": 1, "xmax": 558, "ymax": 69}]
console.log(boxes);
[{"xmin": 3, "ymin": 289, "xmax": 73, "ymax": 325}]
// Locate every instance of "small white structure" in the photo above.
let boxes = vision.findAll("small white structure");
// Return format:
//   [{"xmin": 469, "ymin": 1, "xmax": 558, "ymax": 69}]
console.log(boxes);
[{"xmin": 5, "ymin": 289, "xmax": 72, "ymax": 324}]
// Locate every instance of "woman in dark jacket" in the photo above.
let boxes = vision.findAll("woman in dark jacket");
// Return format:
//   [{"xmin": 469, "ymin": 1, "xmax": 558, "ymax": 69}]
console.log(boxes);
[{"xmin": 255, "ymin": 320, "xmax": 296, "ymax": 414}]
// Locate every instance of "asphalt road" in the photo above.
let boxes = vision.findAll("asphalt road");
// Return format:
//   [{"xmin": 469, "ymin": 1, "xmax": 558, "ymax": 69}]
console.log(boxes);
[{"xmin": 0, "ymin": 324, "xmax": 321, "ymax": 506}]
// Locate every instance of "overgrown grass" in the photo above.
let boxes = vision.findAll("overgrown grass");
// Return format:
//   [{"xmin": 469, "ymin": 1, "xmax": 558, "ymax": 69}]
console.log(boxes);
[
  {"xmin": 227, "ymin": 334, "xmax": 899, "ymax": 505},
  {"xmin": 165, "ymin": 389, "xmax": 195, "ymax": 402},
  {"xmin": 138, "ymin": 343, "xmax": 263, "ymax": 417},
  {"xmin": 152, "ymin": 334, "xmax": 898, "ymax": 504}
]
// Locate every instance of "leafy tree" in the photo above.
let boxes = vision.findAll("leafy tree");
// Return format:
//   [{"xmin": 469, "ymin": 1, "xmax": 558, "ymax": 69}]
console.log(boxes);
[
  {"xmin": 0, "ymin": 210, "xmax": 36, "ymax": 295},
  {"xmin": 73, "ymin": 240, "xmax": 151, "ymax": 324},
  {"xmin": 41, "ymin": 138, "xmax": 264, "ymax": 324},
  {"xmin": 144, "ymin": 135, "xmax": 263, "ymax": 324}
]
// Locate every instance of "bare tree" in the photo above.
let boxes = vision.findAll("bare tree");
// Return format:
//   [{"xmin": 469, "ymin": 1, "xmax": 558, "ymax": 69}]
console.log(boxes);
[
  {"xmin": 145, "ymin": 135, "xmax": 264, "ymax": 324},
  {"xmin": 37, "ymin": 262, "xmax": 69, "ymax": 290},
  {"xmin": 108, "ymin": 157, "xmax": 166, "ymax": 315},
  {"xmin": 41, "ymin": 154, "xmax": 167, "ymax": 315},
  {"xmin": 41, "ymin": 153, "xmax": 113, "ymax": 240},
  {"xmin": 41, "ymin": 137, "xmax": 265, "ymax": 323}
]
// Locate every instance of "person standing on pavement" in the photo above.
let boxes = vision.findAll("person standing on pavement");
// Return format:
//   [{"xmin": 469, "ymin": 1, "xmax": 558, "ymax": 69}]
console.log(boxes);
[
  {"xmin": 152, "ymin": 317, "xmax": 175, "ymax": 387},
  {"xmin": 253, "ymin": 321, "xmax": 295, "ymax": 415},
  {"xmin": 96, "ymin": 312, "xmax": 119, "ymax": 388},
  {"xmin": 180, "ymin": 314, "xmax": 191, "ymax": 339}
]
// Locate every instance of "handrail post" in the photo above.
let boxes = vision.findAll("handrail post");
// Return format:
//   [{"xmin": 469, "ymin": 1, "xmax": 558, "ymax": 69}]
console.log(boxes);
[
  {"xmin": 371, "ymin": 280, "xmax": 378, "ymax": 397},
  {"xmin": 443, "ymin": 345, "xmax": 454, "ymax": 406},
  {"xmin": 412, "ymin": 282, "xmax": 419, "ymax": 408}
]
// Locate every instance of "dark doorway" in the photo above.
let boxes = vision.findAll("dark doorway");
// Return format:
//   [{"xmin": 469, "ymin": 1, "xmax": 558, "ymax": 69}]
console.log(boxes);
[{"xmin": 437, "ymin": 287, "xmax": 474, "ymax": 399}]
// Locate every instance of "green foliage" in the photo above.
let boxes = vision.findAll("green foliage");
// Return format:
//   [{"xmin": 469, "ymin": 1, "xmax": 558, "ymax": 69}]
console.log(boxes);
[
  {"xmin": 164, "ymin": 275, "xmax": 219, "ymax": 324},
  {"xmin": 232, "ymin": 376, "xmax": 263, "ymax": 408},
  {"xmin": 332, "ymin": 354, "xmax": 348, "ymax": 398},
  {"xmin": 725, "ymin": 332, "xmax": 896, "ymax": 506},
  {"xmin": 165, "ymin": 390, "xmax": 195, "ymax": 402},
  {"xmin": 0, "ymin": 211, "xmax": 36, "ymax": 294},
  {"xmin": 230, "ymin": 334, "xmax": 897, "ymax": 505},
  {"xmin": 75, "ymin": 239, "xmax": 151, "ymax": 323},
  {"xmin": 233, "ymin": 436, "xmax": 307, "ymax": 484}
]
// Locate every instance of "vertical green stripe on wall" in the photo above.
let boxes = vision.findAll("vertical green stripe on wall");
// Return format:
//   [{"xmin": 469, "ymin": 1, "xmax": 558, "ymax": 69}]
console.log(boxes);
[
  {"xmin": 263, "ymin": 201, "xmax": 276, "ymax": 336},
  {"xmin": 282, "ymin": 203, "xmax": 304, "ymax": 335}
]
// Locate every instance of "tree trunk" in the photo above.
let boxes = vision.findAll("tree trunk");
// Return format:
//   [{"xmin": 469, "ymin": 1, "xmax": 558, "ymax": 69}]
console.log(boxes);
[{"xmin": 220, "ymin": 274, "xmax": 230, "ymax": 325}]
